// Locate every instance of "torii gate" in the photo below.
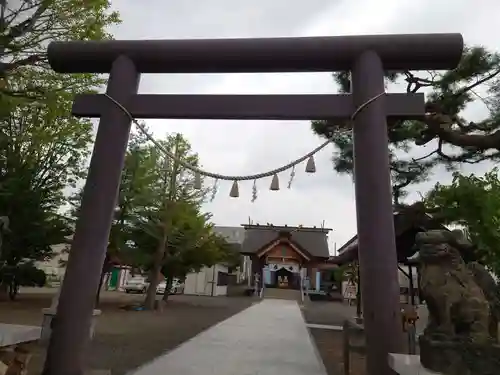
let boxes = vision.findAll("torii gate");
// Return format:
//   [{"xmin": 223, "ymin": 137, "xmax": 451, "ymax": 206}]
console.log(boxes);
[{"xmin": 43, "ymin": 34, "xmax": 463, "ymax": 375}]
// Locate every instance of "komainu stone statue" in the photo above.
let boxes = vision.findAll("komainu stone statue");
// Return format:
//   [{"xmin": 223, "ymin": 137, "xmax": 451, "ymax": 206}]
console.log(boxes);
[
  {"xmin": 466, "ymin": 261, "xmax": 500, "ymax": 342},
  {"xmin": 415, "ymin": 229, "xmax": 500, "ymax": 375},
  {"xmin": 416, "ymin": 230, "xmax": 490, "ymax": 342}
]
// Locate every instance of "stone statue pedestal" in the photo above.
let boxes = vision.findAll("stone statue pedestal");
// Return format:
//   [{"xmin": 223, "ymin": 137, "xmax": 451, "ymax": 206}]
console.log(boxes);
[
  {"xmin": 419, "ymin": 335, "xmax": 500, "ymax": 375},
  {"xmin": 388, "ymin": 353, "xmax": 441, "ymax": 375},
  {"xmin": 41, "ymin": 308, "xmax": 101, "ymax": 343}
]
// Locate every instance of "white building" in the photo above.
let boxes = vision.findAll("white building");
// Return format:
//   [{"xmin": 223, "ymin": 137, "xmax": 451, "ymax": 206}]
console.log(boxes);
[
  {"xmin": 212, "ymin": 225, "xmax": 249, "ymax": 283},
  {"xmin": 184, "ymin": 264, "xmax": 230, "ymax": 296},
  {"xmin": 183, "ymin": 226, "xmax": 247, "ymax": 296}
]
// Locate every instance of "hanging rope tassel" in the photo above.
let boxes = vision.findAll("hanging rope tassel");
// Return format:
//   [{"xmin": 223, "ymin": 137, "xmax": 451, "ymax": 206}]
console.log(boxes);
[
  {"xmin": 287, "ymin": 166, "xmax": 296, "ymax": 189},
  {"xmin": 251, "ymin": 180, "xmax": 258, "ymax": 202},
  {"xmin": 210, "ymin": 179, "xmax": 219, "ymax": 202}
]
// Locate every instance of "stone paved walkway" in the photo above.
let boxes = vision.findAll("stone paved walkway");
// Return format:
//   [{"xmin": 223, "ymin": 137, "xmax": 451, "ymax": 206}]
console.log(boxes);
[{"xmin": 129, "ymin": 299, "xmax": 327, "ymax": 375}]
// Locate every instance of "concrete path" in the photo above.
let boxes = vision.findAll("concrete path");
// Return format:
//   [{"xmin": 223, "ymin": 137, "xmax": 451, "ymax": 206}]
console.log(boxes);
[{"xmin": 130, "ymin": 299, "xmax": 327, "ymax": 375}]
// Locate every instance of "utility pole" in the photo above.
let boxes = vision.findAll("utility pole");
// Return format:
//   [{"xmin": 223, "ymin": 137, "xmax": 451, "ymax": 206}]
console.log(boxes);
[{"xmin": 144, "ymin": 134, "xmax": 181, "ymax": 310}]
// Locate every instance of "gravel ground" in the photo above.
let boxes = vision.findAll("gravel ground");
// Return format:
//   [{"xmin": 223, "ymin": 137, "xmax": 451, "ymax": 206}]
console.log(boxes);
[
  {"xmin": 0, "ymin": 289, "xmax": 253, "ymax": 375},
  {"xmin": 302, "ymin": 301, "xmax": 366, "ymax": 375}
]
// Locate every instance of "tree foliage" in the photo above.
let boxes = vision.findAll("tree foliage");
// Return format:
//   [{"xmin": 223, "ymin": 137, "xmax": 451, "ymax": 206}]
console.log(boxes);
[
  {"xmin": 1, "ymin": 0, "xmax": 119, "ymax": 98},
  {"xmin": 130, "ymin": 200, "xmax": 234, "ymax": 288},
  {"xmin": 425, "ymin": 168, "xmax": 500, "ymax": 276},
  {"xmin": 0, "ymin": 0, "xmax": 120, "ymax": 296},
  {"xmin": 312, "ymin": 47, "xmax": 500, "ymax": 204},
  {"xmin": 70, "ymin": 130, "xmax": 232, "ymax": 307},
  {"xmin": 121, "ymin": 133, "xmax": 234, "ymax": 306}
]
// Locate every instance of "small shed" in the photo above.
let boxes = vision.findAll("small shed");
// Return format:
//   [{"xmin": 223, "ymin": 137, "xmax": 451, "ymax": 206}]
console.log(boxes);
[{"xmin": 184, "ymin": 264, "xmax": 230, "ymax": 296}]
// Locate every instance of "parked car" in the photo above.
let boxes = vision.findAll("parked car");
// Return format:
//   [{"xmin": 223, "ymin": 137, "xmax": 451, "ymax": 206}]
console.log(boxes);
[
  {"xmin": 124, "ymin": 277, "xmax": 149, "ymax": 294},
  {"xmin": 171, "ymin": 279, "xmax": 185, "ymax": 295},
  {"xmin": 156, "ymin": 279, "xmax": 185, "ymax": 295},
  {"xmin": 156, "ymin": 281, "xmax": 167, "ymax": 295}
]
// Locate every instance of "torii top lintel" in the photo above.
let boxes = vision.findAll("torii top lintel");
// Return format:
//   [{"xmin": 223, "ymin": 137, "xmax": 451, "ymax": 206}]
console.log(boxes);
[{"xmin": 48, "ymin": 33, "xmax": 463, "ymax": 74}]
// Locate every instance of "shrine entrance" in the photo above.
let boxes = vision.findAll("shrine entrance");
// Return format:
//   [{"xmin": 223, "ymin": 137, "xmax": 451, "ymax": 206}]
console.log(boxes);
[
  {"xmin": 274, "ymin": 267, "xmax": 295, "ymax": 289},
  {"xmin": 44, "ymin": 34, "xmax": 463, "ymax": 375}
]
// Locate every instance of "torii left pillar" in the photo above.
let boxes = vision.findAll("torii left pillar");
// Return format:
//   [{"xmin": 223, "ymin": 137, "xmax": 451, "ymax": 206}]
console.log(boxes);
[{"xmin": 42, "ymin": 56, "xmax": 139, "ymax": 375}]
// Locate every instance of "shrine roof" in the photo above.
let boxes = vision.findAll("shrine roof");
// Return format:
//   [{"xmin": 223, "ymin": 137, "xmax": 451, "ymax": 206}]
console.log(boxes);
[
  {"xmin": 213, "ymin": 226, "xmax": 245, "ymax": 244},
  {"xmin": 328, "ymin": 205, "xmax": 449, "ymax": 265},
  {"xmin": 240, "ymin": 224, "xmax": 331, "ymax": 259}
]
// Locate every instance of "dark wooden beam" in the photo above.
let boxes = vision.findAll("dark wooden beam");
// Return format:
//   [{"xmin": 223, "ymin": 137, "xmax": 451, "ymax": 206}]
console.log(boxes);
[
  {"xmin": 72, "ymin": 93, "xmax": 425, "ymax": 120},
  {"xmin": 48, "ymin": 33, "xmax": 463, "ymax": 74}
]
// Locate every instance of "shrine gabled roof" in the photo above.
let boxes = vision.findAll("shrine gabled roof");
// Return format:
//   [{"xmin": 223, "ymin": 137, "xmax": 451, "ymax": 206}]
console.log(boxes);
[
  {"xmin": 240, "ymin": 224, "xmax": 331, "ymax": 259},
  {"xmin": 329, "ymin": 208, "xmax": 449, "ymax": 265}
]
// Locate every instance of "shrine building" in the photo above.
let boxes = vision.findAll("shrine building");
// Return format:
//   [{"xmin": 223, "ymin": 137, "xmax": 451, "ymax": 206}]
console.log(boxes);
[{"xmin": 240, "ymin": 224, "xmax": 332, "ymax": 291}]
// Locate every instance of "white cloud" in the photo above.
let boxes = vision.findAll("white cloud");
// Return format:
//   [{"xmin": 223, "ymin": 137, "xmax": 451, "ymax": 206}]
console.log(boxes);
[{"xmin": 106, "ymin": 0, "xmax": 500, "ymax": 249}]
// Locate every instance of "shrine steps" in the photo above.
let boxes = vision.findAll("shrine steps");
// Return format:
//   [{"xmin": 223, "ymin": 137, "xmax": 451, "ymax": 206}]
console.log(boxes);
[{"xmin": 263, "ymin": 288, "xmax": 303, "ymax": 302}]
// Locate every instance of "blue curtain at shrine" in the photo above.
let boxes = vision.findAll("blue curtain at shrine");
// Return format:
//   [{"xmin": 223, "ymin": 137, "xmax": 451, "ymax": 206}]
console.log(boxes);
[{"xmin": 264, "ymin": 268, "xmax": 272, "ymax": 285}]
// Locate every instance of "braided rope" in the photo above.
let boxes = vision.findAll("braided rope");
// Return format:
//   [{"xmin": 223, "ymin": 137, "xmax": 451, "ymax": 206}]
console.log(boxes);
[{"xmin": 103, "ymin": 92, "xmax": 385, "ymax": 182}]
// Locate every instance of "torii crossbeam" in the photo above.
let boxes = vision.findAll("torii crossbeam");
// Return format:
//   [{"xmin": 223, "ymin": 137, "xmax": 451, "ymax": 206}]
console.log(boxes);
[{"xmin": 43, "ymin": 34, "xmax": 463, "ymax": 375}]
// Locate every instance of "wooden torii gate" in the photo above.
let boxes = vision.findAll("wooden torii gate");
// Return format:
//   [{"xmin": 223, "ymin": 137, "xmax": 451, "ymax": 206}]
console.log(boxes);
[{"xmin": 43, "ymin": 34, "xmax": 463, "ymax": 375}]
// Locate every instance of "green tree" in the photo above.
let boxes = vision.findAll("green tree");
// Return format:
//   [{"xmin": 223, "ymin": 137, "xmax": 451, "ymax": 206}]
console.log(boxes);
[
  {"xmin": 1, "ymin": 0, "xmax": 119, "ymax": 98},
  {"xmin": 0, "ymin": 0, "xmax": 120, "ymax": 298},
  {"xmin": 312, "ymin": 47, "xmax": 500, "ymax": 205},
  {"xmin": 425, "ymin": 168, "xmax": 500, "ymax": 276},
  {"xmin": 119, "ymin": 133, "xmax": 208, "ymax": 309},
  {"xmin": 129, "ymin": 200, "xmax": 236, "ymax": 303},
  {"xmin": 0, "ymin": 109, "xmax": 75, "ymax": 298},
  {"xmin": 67, "ymin": 131, "xmax": 162, "ymax": 304}
]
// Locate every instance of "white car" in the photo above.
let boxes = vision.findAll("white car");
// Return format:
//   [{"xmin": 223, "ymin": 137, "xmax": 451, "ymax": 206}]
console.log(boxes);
[
  {"xmin": 156, "ymin": 279, "xmax": 185, "ymax": 295},
  {"xmin": 171, "ymin": 279, "xmax": 185, "ymax": 295},
  {"xmin": 124, "ymin": 277, "xmax": 149, "ymax": 294},
  {"xmin": 156, "ymin": 281, "xmax": 167, "ymax": 295}
]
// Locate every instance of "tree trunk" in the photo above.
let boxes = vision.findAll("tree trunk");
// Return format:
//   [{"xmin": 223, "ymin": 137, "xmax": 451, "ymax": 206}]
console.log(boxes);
[
  {"xmin": 144, "ymin": 232, "xmax": 167, "ymax": 310},
  {"xmin": 162, "ymin": 276, "xmax": 173, "ymax": 302},
  {"xmin": 8, "ymin": 281, "xmax": 18, "ymax": 301},
  {"xmin": 95, "ymin": 255, "xmax": 111, "ymax": 307},
  {"xmin": 95, "ymin": 267, "xmax": 106, "ymax": 307},
  {"xmin": 104, "ymin": 272, "xmax": 111, "ymax": 291},
  {"xmin": 145, "ymin": 135, "xmax": 181, "ymax": 310}
]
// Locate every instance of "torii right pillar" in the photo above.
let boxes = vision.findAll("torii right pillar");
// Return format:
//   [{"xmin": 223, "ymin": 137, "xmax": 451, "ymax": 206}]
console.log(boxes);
[{"xmin": 351, "ymin": 46, "xmax": 462, "ymax": 374}]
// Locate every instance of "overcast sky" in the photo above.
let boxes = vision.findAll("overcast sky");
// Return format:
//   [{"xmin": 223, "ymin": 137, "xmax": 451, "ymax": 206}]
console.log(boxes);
[{"xmin": 108, "ymin": 0, "xmax": 500, "ymax": 252}]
